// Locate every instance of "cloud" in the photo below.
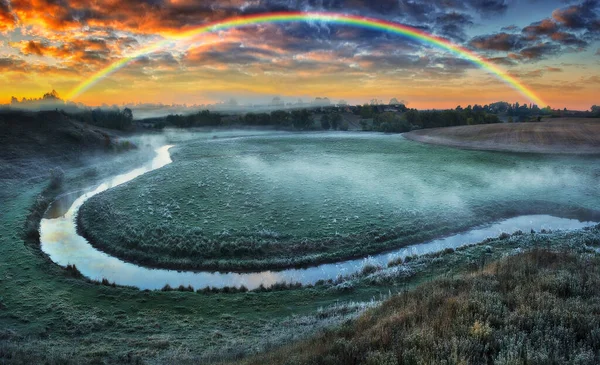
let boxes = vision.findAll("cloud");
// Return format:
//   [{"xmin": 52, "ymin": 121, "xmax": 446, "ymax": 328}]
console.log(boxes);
[
  {"xmin": 184, "ymin": 42, "xmax": 278, "ymax": 67},
  {"xmin": 512, "ymin": 42, "xmax": 561, "ymax": 61},
  {"xmin": 487, "ymin": 56, "xmax": 516, "ymax": 66},
  {"xmin": 465, "ymin": 0, "xmax": 510, "ymax": 15},
  {"xmin": 0, "ymin": 0, "xmax": 16, "ymax": 32},
  {"xmin": 552, "ymin": 0, "xmax": 599, "ymax": 31},
  {"xmin": 435, "ymin": 12, "xmax": 473, "ymax": 41},
  {"xmin": 550, "ymin": 31, "xmax": 588, "ymax": 47},
  {"xmin": 523, "ymin": 19, "xmax": 559, "ymax": 38},
  {"xmin": 470, "ymin": 32, "xmax": 526, "ymax": 51},
  {"xmin": 0, "ymin": 56, "xmax": 27, "ymax": 71},
  {"xmin": 501, "ymin": 25, "xmax": 519, "ymax": 32}
]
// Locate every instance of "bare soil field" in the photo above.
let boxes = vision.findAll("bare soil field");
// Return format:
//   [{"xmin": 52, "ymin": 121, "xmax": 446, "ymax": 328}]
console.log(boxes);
[{"xmin": 404, "ymin": 118, "xmax": 600, "ymax": 154}]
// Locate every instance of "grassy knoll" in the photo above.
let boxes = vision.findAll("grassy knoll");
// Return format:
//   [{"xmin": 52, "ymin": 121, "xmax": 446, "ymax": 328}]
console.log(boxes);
[
  {"xmin": 404, "ymin": 117, "xmax": 600, "ymax": 154},
  {"xmin": 233, "ymin": 246, "xmax": 600, "ymax": 365},
  {"xmin": 78, "ymin": 132, "xmax": 600, "ymax": 271}
]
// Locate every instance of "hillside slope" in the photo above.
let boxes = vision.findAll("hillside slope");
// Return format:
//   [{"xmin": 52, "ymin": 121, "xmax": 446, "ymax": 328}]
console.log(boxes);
[
  {"xmin": 404, "ymin": 118, "xmax": 600, "ymax": 154},
  {"xmin": 0, "ymin": 110, "xmax": 129, "ymax": 180},
  {"xmin": 236, "ymin": 247, "xmax": 600, "ymax": 364}
]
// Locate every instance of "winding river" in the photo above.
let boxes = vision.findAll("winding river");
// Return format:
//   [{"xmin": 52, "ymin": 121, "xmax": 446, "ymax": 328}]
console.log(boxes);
[{"xmin": 40, "ymin": 145, "xmax": 598, "ymax": 290}]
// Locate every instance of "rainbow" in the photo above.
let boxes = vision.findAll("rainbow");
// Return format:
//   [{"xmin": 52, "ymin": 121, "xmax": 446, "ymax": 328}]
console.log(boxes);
[{"xmin": 66, "ymin": 11, "xmax": 546, "ymax": 107}]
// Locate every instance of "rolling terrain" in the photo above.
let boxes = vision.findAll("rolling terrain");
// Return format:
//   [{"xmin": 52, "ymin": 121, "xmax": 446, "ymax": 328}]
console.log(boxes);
[{"xmin": 404, "ymin": 118, "xmax": 600, "ymax": 154}]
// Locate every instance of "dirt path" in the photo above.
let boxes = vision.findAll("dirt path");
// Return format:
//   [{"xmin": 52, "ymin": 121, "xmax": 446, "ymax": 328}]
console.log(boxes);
[{"xmin": 404, "ymin": 118, "xmax": 600, "ymax": 154}]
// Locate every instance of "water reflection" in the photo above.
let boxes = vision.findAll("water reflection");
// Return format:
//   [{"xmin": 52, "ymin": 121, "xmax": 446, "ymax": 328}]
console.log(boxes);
[{"xmin": 40, "ymin": 145, "xmax": 598, "ymax": 290}]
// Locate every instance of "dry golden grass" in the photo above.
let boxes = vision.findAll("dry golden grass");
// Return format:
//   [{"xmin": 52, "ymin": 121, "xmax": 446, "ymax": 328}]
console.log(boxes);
[
  {"xmin": 404, "ymin": 118, "xmax": 600, "ymax": 154},
  {"xmin": 228, "ymin": 249, "xmax": 600, "ymax": 365}
]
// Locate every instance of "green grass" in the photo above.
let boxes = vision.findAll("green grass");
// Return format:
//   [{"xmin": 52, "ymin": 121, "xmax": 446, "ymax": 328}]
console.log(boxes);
[
  {"xmin": 3, "ymin": 130, "xmax": 600, "ymax": 364},
  {"xmin": 78, "ymin": 132, "xmax": 600, "ymax": 271}
]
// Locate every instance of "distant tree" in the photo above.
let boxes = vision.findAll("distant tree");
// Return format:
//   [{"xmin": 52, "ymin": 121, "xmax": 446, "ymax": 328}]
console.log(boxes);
[
  {"xmin": 360, "ymin": 104, "xmax": 374, "ymax": 119},
  {"xmin": 374, "ymin": 112, "xmax": 411, "ymax": 133},
  {"xmin": 320, "ymin": 114, "xmax": 331, "ymax": 130},
  {"xmin": 404, "ymin": 109, "xmax": 419, "ymax": 125},
  {"xmin": 270, "ymin": 110, "xmax": 290, "ymax": 126},
  {"xmin": 360, "ymin": 119, "xmax": 370, "ymax": 131},
  {"xmin": 592, "ymin": 105, "xmax": 600, "ymax": 116},
  {"xmin": 339, "ymin": 120, "xmax": 349, "ymax": 131},
  {"xmin": 330, "ymin": 113, "xmax": 342, "ymax": 130},
  {"xmin": 291, "ymin": 109, "xmax": 313, "ymax": 130},
  {"xmin": 123, "ymin": 107, "xmax": 133, "ymax": 122}
]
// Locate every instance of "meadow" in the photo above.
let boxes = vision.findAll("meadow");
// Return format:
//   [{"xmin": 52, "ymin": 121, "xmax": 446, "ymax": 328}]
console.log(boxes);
[
  {"xmin": 2, "ymin": 127, "xmax": 600, "ymax": 363},
  {"xmin": 78, "ymin": 132, "xmax": 600, "ymax": 271}
]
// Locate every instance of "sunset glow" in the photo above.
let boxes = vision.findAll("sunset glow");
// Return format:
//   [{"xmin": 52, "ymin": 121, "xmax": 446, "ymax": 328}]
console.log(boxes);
[{"xmin": 1, "ymin": 0, "xmax": 599, "ymax": 109}]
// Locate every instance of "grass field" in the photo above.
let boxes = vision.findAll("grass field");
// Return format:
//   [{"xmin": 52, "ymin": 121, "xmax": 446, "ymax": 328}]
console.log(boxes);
[
  {"xmin": 78, "ymin": 132, "xmax": 600, "ymax": 271},
  {"xmin": 2, "ymin": 126, "xmax": 600, "ymax": 363},
  {"xmin": 404, "ymin": 118, "xmax": 600, "ymax": 154},
  {"xmin": 234, "ymin": 245, "xmax": 600, "ymax": 365}
]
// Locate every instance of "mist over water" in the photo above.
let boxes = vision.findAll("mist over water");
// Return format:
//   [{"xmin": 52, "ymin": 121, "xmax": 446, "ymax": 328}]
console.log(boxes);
[{"xmin": 39, "ymin": 131, "xmax": 600, "ymax": 289}]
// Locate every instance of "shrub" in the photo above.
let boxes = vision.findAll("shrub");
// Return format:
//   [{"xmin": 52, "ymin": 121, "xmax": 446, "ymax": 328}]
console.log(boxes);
[
  {"xmin": 161, "ymin": 284, "xmax": 173, "ymax": 291},
  {"xmin": 388, "ymin": 256, "xmax": 403, "ymax": 267},
  {"xmin": 65, "ymin": 264, "xmax": 82, "ymax": 277},
  {"xmin": 360, "ymin": 263, "xmax": 381, "ymax": 275}
]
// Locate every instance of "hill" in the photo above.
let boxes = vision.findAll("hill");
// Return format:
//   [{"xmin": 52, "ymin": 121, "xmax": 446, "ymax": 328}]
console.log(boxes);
[
  {"xmin": 235, "ymin": 246, "xmax": 600, "ymax": 364},
  {"xmin": 404, "ymin": 118, "xmax": 600, "ymax": 154},
  {"xmin": 0, "ymin": 109, "xmax": 130, "ymax": 180}
]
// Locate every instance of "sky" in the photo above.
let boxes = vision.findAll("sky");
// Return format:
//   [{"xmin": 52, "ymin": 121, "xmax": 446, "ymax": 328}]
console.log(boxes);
[{"xmin": 0, "ymin": 0, "xmax": 599, "ymax": 110}]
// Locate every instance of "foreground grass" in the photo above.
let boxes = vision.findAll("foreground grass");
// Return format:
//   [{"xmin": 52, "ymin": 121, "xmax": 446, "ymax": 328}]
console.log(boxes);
[
  {"xmin": 233, "ymin": 248, "xmax": 600, "ymax": 365},
  {"xmin": 78, "ymin": 133, "xmax": 600, "ymax": 271}
]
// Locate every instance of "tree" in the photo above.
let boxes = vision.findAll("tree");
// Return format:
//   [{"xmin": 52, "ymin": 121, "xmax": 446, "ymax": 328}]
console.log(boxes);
[
  {"xmin": 123, "ymin": 107, "xmax": 133, "ymax": 122},
  {"xmin": 320, "ymin": 114, "xmax": 331, "ymax": 130},
  {"xmin": 339, "ymin": 120, "xmax": 349, "ymax": 131},
  {"xmin": 592, "ymin": 105, "xmax": 600, "ymax": 116},
  {"xmin": 330, "ymin": 113, "xmax": 342, "ymax": 130},
  {"xmin": 271, "ymin": 110, "xmax": 290, "ymax": 126},
  {"xmin": 291, "ymin": 109, "xmax": 313, "ymax": 130},
  {"xmin": 360, "ymin": 104, "xmax": 374, "ymax": 118}
]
